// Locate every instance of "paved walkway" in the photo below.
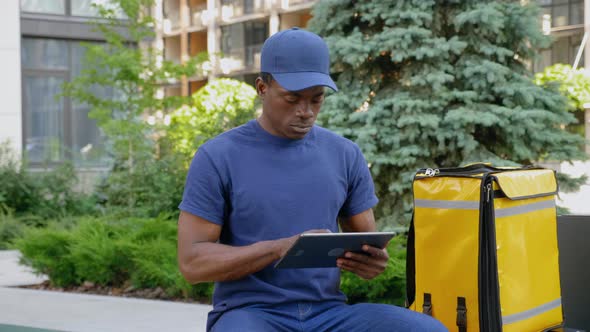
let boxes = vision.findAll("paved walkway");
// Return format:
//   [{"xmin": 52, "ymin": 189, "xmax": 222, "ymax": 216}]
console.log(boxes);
[{"xmin": 0, "ymin": 251, "xmax": 212, "ymax": 332}]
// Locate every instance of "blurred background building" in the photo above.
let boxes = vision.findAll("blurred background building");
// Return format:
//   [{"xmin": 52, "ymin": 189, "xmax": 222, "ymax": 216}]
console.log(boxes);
[
  {"xmin": 0, "ymin": 0, "xmax": 588, "ymax": 188},
  {"xmin": 153, "ymin": 0, "xmax": 314, "ymax": 97},
  {"xmin": 1, "ymin": 0, "xmax": 125, "ymax": 173}
]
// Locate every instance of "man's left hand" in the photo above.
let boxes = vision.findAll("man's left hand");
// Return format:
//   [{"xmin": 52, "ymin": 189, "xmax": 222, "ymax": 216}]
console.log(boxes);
[{"xmin": 336, "ymin": 245, "xmax": 389, "ymax": 280}]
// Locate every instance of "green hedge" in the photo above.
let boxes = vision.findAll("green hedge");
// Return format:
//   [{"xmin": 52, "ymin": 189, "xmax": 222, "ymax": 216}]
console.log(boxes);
[
  {"xmin": 340, "ymin": 235, "xmax": 407, "ymax": 306},
  {"xmin": 15, "ymin": 215, "xmax": 213, "ymax": 300},
  {"xmin": 0, "ymin": 213, "xmax": 27, "ymax": 250},
  {"xmin": 15, "ymin": 214, "xmax": 407, "ymax": 304}
]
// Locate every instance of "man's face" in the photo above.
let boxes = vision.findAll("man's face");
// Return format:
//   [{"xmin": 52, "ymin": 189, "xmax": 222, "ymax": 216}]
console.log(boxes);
[{"xmin": 256, "ymin": 78, "xmax": 325, "ymax": 139}]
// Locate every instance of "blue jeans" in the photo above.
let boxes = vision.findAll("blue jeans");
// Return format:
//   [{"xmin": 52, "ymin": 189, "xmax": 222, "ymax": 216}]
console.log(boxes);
[{"xmin": 209, "ymin": 301, "xmax": 448, "ymax": 332}]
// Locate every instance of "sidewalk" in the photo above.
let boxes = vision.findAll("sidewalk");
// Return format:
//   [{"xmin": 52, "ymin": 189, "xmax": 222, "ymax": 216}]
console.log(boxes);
[{"xmin": 0, "ymin": 251, "xmax": 212, "ymax": 332}]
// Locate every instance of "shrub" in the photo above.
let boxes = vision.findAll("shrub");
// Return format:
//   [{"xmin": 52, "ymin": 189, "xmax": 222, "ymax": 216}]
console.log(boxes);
[
  {"xmin": 0, "ymin": 213, "xmax": 27, "ymax": 249},
  {"xmin": 166, "ymin": 78, "xmax": 257, "ymax": 159},
  {"xmin": 96, "ymin": 155, "xmax": 187, "ymax": 217},
  {"xmin": 16, "ymin": 214, "xmax": 213, "ymax": 300},
  {"xmin": 15, "ymin": 227, "xmax": 77, "ymax": 287},
  {"xmin": 68, "ymin": 219, "xmax": 137, "ymax": 285},
  {"xmin": 340, "ymin": 235, "xmax": 407, "ymax": 306},
  {"xmin": 0, "ymin": 142, "xmax": 98, "ymax": 220},
  {"xmin": 0, "ymin": 142, "xmax": 36, "ymax": 215}
]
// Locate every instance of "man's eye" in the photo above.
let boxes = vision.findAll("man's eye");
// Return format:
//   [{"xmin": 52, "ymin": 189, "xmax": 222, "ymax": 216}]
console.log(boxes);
[
  {"xmin": 312, "ymin": 97, "xmax": 324, "ymax": 104},
  {"xmin": 285, "ymin": 98, "xmax": 298, "ymax": 104}
]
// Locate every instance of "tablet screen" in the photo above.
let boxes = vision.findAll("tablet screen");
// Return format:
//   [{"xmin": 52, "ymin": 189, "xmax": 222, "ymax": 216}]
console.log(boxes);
[{"xmin": 274, "ymin": 232, "xmax": 396, "ymax": 269}]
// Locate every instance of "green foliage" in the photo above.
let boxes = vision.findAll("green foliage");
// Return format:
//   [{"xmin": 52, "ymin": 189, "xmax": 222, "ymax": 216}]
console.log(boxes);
[
  {"xmin": 166, "ymin": 78, "xmax": 257, "ymax": 158},
  {"xmin": 0, "ymin": 213, "xmax": 27, "ymax": 250},
  {"xmin": 535, "ymin": 64, "xmax": 590, "ymax": 111},
  {"xmin": 556, "ymin": 170, "xmax": 588, "ymax": 193},
  {"xmin": 68, "ymin": 219, "xmax": 136, "ymax": 285},
  {"xmin": 61, "ymin": 0, "xmax": 207, "ymax": 209},
  {"xmin": 95, "ymin": 153, "xmax": 187, "ymax": 217},
  {"xmin": 0, "ymin": 142, "xmax": 98, "ymax": 220},
  {"xmin": 15, "ymin": 215, "xmax": 214, "ymax": 299},
  {"xmin": 340, "ymin": 235, "xmax": 407, "ymax": 305},
  {"xmin": 309, "ymin": 1, "xmax": 587, "ymax": 227},
  {"xmin": 0, "ymin": 143, "xmax": 32, "ymax": 215},
  {"xmin": 534, "ymin": 64, "xmax": 589, "ymax": 140},
  {"xmin": 16, "ymin": 227, "xmax": 77, "ymax": 287}
]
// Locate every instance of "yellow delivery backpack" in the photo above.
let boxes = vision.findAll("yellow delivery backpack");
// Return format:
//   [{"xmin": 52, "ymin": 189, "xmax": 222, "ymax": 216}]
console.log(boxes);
[{"xmin": 406, "ymin": 163, "xmax": 563, "ymax": 332}]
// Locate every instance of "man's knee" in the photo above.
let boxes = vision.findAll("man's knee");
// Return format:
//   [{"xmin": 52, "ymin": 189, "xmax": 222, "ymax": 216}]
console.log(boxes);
[
  {"xmin": 410, "ymin": 313, "xmax": 448, "ymax": 332},
  {"xmin": 349, "ymin": 303, "xmax": 448, "ymax": 332},
  {"xmin": 210, "ymin": 308, "xmax": 274, "ymax": 332}
]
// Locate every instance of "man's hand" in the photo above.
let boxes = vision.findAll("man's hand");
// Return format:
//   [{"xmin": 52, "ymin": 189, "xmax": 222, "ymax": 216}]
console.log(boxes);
[
  {"xmin": 276, "ymin": 229, "xmax": 331, "ymax": 258},
  {"xmin": 336, "ymin": 244, "xmax": 389, "ymax": 280}
]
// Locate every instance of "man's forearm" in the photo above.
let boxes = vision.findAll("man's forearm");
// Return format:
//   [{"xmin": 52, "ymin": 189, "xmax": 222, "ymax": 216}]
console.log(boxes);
[{"xmin": 179, "ymin": 238, "xmax": 291, "ymax": 284}]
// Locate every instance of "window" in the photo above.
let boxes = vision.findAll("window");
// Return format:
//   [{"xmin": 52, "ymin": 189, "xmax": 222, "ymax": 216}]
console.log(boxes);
[
  {"xmin": 221, "ymin": 20, "xmax": 268, "ymax": 71},
  {"xmin": 21, "ymin": 0, "xmax": 66, "ymax": 15},
  {"xmin": 21, "ymin": 0, "xmax": 126, "ymax": 18},
  {"xmin": 71, "ymin": 0, "xmax": 126, "ymax": 18},
  {"xmin": 540, "ymin": 0, "xmax": 584, "ymax": 28},
  {"xmin": 533, "ymin": 33, "xmax": 584, "ymax": 72},
  {"xmin": 21, "ymin": 38, "xmax": 111, "ymax": 166}
]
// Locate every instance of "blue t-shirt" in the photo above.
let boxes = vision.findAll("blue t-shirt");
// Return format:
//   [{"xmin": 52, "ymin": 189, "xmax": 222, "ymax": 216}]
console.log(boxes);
[{"xmin": 179, "ymin": 119, "xmax": 378, "ymax": 316}]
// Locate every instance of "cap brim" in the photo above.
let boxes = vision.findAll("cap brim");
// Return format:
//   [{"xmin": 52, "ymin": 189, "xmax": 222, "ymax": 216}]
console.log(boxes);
[{"xmin": 272, "ymin": 72, "xmax": 338, "ymax": 92}]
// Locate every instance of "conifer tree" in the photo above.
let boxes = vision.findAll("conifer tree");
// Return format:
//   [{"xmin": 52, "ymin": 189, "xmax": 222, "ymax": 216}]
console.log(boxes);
[{"xmin": 309, "ymin": 0, "xmax": 586, "ymax": 227}]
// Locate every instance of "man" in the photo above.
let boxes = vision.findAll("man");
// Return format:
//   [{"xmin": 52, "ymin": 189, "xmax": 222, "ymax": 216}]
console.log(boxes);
[{"xmin": 177, "ymin": 28, "xmax": 447, "ymax": 332}]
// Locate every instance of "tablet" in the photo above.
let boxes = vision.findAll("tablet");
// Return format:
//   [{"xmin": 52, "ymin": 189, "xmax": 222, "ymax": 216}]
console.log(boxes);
[{"xmin": 274, "ymin": 232, "xmax": 397, "ymax": 269}]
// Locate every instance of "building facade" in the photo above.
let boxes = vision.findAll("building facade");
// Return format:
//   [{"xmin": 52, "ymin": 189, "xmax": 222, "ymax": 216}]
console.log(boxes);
[
  {"xmin": 1, "ymin": 0, "xmax": 125, "ymax": 171},
  {"xmin": 0, "ymin": 1, "xmax": 22, "ymax": 156},
  {"xmin": 154, "ymin": 0, "xmax": 315, "ymax": 97}
]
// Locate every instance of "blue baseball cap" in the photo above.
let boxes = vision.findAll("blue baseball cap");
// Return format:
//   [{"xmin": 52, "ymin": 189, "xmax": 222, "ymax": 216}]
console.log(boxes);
[{"xmin": 261, "ymin": 27, "xmax": 338, "ymax": 92}]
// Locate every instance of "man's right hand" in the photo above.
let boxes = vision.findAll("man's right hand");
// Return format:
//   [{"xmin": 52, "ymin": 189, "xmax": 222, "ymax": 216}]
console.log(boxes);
[{"xmin": 275, "ymin": 229, "xmax": 331, "ymax": 258}]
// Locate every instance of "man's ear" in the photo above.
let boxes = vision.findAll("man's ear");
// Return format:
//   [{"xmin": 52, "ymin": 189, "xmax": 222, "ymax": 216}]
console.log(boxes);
[{"xmin": 255, "ymin": 77, "xmax": 267, "ymax": 97}]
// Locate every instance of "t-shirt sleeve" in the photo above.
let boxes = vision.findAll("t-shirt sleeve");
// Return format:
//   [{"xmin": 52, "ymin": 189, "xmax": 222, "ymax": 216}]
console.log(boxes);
[
  {"xmin": 339, "ymin": 144, "xmax": 379, "ymax": 218},
  {"xmin": 178, "ymin": 147, "xmax": 227, "ymax": 225}
]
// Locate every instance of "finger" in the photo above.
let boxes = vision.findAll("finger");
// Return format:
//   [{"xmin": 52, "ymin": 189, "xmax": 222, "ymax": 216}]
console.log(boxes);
[
  {"xmin": 345, "ymin": 251, "xmax": 387, "ymax": 268},
  {"xmin": 341, "ymin": 255, "xmax": 387, "ymax": 276},
  {"xmin": 362, "ymin": 245, "xmax": 389, "ymax": 259},
  {"xmin": 338, "ymin": 257, "xmax": 382, "ymax": 276},
  {"xmin": 337, "ymin": 260, "xmax": 378, "ymax": 280}
]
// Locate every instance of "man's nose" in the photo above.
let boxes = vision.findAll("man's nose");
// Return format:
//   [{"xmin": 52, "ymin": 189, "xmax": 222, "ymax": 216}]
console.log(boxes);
[{"xmin": 296, "ymin": 102, "xmax": 314, "ymax": 118}]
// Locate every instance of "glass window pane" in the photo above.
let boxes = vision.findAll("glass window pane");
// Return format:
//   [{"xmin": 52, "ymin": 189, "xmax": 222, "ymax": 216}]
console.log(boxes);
[
  {"xmin": 70, "ymin": 42, "xmax": 110, "ymax": 166},
  {"xmin": 71, "ymin": 0, "xmax": 127, "ymax": 18},
  {"xmin": 21, "ymin": 38, "xmax": 68, "ymax": 70},
  {"xmin": 70, "ymin": 105, "xmax": 109, "ymax": 166},
  {"xmin": 71, "ymin": 0, "xmax": 97, "ymax": 16},
  {"xmin": 21, "ymin": 0, "xmax": 65, "ymax": 15},
  {"xmin": 551, "ymin": 36, "xmax": 570, "ymax": 64},
  {"xmin": 552, "ymin": 4, "xmax": 569, "ymax": 27},
  {"xmin": 570, "ymin": 1, "xmax": 584, "ymax": 25},
  {"xmin": 23, "ymin": 75, "xmax": 65, "ymax": 163},
  {"xmin": 221, "ymin": 23, "xmax": 245, "ymax": 54},
  {"xmin": 534, "ymin": 49, "xmax": 552, "ymax": 73}
]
